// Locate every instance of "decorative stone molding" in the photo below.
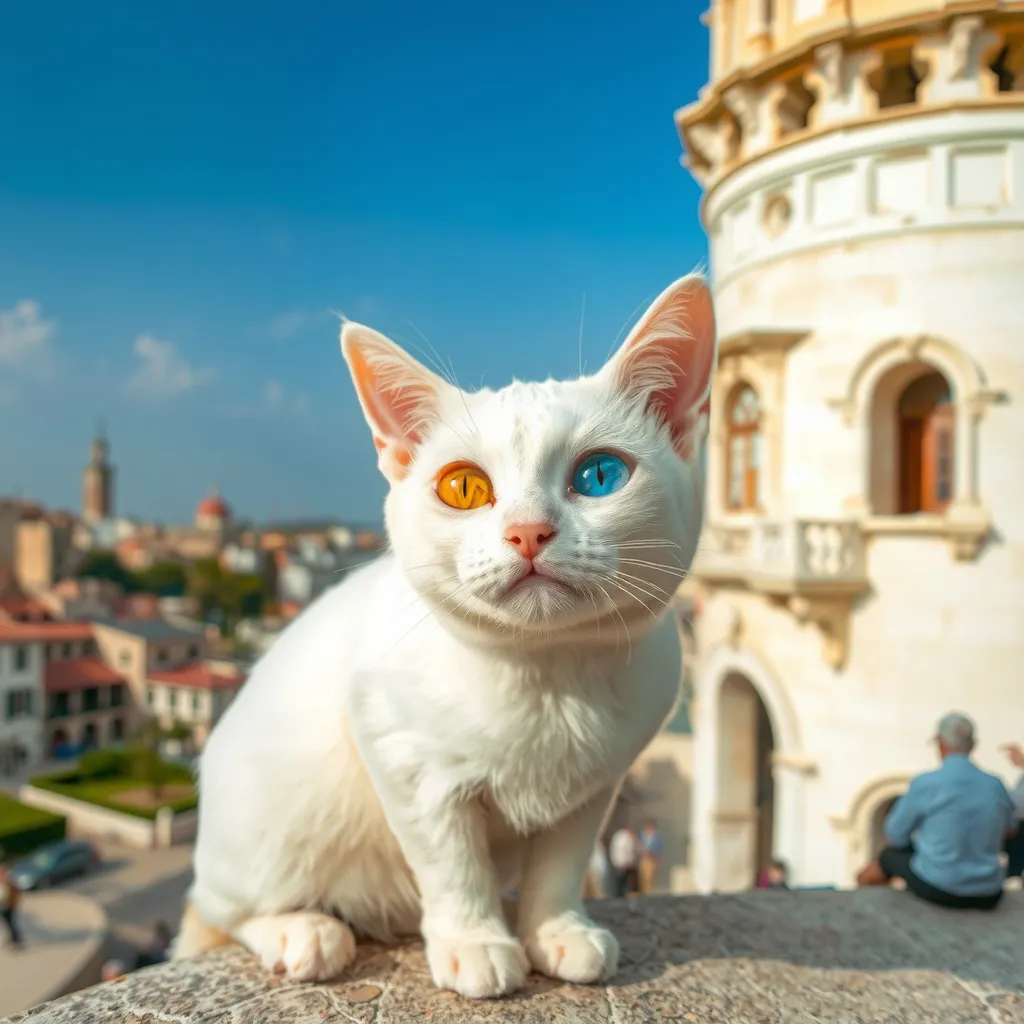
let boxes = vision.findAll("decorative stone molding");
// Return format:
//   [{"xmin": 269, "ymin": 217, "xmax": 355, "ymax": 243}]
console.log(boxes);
[
  {"xmin": 859, "ymin": 503, "xmax": 992, "ymax": 562},
  {"xmin": 828, "ymin": 334, "xmax": 1000, "ymax": 429},
  {"xmin": 786, "ymin": 594, "xmax": 855, "ymax": 671},
  {"xmin": 830, "ymin": 772, "xmax": 913, "ymax": 864},
  {"xmin": 771, "ymin": 751, "xmax": 820, "ymax": 775},
  {"xmin": 804, "ymin": 43, "xmax": 882, "ymax": 128},
  {"xmin": 915, "ymin": 15, "xmax": 1003, "ymax": 103}
]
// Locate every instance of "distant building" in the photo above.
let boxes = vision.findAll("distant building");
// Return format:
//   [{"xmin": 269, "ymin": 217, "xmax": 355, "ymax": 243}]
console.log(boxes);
[
  {"xmin": 146, "ymin": 660, "xmax": 245, "ymax": 749},
  {"xmin": 91, "ymin": 617, "xmax": 206, "ymax": 712},
  {"xmin": 15, "ymin": 512, "xmax": 79, "ymax": 591},
  {"xmin": 82, "ymin": 427, "xmax": 115, "ymax": 523}
]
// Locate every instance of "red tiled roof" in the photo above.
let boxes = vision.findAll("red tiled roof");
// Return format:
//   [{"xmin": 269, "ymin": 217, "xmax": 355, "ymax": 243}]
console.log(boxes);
[
  {"xmin": 0, "ymin": 593, "xmax": 54, "ymax": 622},
  {"xmin": 0, "ymin": 621, "xmax": 95, "ymax": 644},
  {"xmin": 148, "ymin": 662, "xmax": 244, "ymax": 691},
  {"xmin": 45, "ymin": 657, "xmax": 124, "ymax": 693}
]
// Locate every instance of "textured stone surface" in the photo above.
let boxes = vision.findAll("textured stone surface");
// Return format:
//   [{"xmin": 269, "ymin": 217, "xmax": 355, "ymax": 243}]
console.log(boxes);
[{"xmin": 6, "ymin": 890, "xmax": 1024, "ymax": 1023}]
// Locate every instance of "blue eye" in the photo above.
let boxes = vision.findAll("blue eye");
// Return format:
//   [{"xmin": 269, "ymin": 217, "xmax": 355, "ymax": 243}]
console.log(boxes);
[{"xmin": 571, "ymin": 453, "xmax": 630, "ymax": 497}]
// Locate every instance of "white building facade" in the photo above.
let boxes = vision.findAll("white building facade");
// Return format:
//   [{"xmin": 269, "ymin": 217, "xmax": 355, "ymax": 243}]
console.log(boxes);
[
  {"xmin": 677, "ymin": 0, "xmax": 1024, "ymax": 890},
  {"xmin": 0, "ymin": 629, "xmax": 45, "ymax": 775}
]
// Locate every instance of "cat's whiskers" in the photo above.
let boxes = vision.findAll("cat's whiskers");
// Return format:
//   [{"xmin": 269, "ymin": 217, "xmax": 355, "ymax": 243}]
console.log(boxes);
[
  {"xmin": 617, "ymin": 557, "xmax": 688, "ymax": 578},
  {"xmin": 590, "ymin": 579, "xmax": 631, "ymax": 661},
  {"xmin": 610, "ymin": 568, "xmax": 675, "ymax": 601},
  {"xmin": 603, "ymin": 570, "xmax": 666, "ymax": 613}
]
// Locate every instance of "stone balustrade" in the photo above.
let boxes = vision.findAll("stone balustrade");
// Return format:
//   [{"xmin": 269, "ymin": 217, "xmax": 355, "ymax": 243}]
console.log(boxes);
[
  {"xmin": 696, "ymin": 516, "xmax": 868, "ymax": 597},
  {"xmin": 8, "ymin": 890, "xmax": 1023, "ymax": 1023}
]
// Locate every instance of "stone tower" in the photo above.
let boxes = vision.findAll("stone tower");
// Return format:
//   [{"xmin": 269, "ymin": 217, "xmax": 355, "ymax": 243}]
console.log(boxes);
[
  {"xmin": 675, "ymin": 2, "xmax": 1024, "ymax": 892},
  {"xmin": 82, "ymin": 421, "xmax": 115, "ymax": 523}
]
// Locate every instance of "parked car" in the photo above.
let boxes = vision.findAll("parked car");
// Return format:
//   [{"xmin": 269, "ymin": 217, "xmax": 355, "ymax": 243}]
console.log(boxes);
[{"xmin": 9, "ymin": 839, "xmax": 100, "ymax": 891}]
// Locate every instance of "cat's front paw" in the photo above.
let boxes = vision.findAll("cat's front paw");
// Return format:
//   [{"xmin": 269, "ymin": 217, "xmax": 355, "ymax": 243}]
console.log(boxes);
[
  {"xmin": 523, "ymin": 912, "xmax": 619, "ymax": 985},
  {"xmin": 424, "ymin": 927, "xmax": 529, "ymax": 999},
  {"xmin": 237, "ymin": 912, "xmax": 357, "ymax": 982}
]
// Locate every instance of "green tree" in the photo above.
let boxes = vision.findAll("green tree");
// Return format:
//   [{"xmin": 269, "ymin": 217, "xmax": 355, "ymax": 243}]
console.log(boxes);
[
  {"xmin": 131, "ymin": 720, "xmax": 175, "ymax": 798},
  {"xmin": 76, "ymin": 550, "xmax": 141, "ymax": 592},
  {"xmin": 135, "ymin": 561, "xmax": 188, "ymax": 597},
  {"xmin": 187, "ymin": 559, "xmax": 267, "ymax": 625}
]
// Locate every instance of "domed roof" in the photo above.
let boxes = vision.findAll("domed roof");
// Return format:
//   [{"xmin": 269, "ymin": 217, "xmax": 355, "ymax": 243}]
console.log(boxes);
[{"xmin": 196, "ymin": 489, "xmax": 230, "ymax": 520}]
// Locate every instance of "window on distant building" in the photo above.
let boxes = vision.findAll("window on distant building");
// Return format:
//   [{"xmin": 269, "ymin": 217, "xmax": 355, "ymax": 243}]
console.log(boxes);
[
  {"xmin": 897, "ymin": 371, "xmax": 954, "ymax": 514},
  {"xmin": 6, "ymin": 689, "xmax": 34, "ymax": 720},
  {"xmin": 82, "ymin": 639, "xmax": 97, "ymax": 656},
  {"xmin": 168, "ymin": 689, "xmax": 177, "ymax": 710},
  {"xmin": 119, "ymin": 650, "xmax": 131, "ymax": 668},
  {"xmin": 726, "ymin": 384, "xmax": 763, "ymax": 512},
  {"xmin": 156, "ymin": 647, "xmax": 169, "ymax": 665},
  {"xmin": 187, "ymin": 644, "xmax": 199, "ymax": 660},
  {"xmin": 44, "ymin": 643, "xmax": 53, "ymax": 662},
  {"xmin": 13, "ymin": 646, "xmax": 28, "ymax": 672},
  {"xmin": 146, "ymin": 688, "xmax": 155, "ymax": 708},
  {"xmin": 61, "ymin": 643, "xmax": 71, "ymax": 659},
  {"xmin": 109, "ymin": 684, "xmax": 125, "ymax": 708},
  {"xmin": 49, "ymin": 692, "xmax": 69, "ymax": 719},
  {"xmin": 83, "ymin": 687, "xmax": 100, "ymax": 712},
  {"xmin": 192, "ymin": 692, "xmax": 200, "ymax": 713}
]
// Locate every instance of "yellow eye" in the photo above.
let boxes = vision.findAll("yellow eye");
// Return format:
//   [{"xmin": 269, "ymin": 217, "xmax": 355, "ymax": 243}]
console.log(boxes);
[{"xmin": 436, "ymin": 463, "xmax": 494, "ymax": 510}]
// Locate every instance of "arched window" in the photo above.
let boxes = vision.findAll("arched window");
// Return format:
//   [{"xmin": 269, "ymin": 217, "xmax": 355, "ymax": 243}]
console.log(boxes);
[
  {"xmin": 898, "ymin": 372, "xmax": 954, "ymax": 514},
  {"xmin": 726, "ymin": 385, "xmax": 763, "ymax": 511}
]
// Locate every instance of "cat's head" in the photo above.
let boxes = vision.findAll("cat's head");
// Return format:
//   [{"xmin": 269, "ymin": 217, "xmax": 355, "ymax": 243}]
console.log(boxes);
[{"xmin": 341, "ymin": 275, "xmax": 716, "ymax": 645}]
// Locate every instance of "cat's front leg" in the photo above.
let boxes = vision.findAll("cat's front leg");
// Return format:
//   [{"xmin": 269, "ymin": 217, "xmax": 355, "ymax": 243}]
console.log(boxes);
[
  {"xmin": 401, "ymin": 796, "xmax": 528, "ymax": 999},
  {"xmin": 516, "ymin": 785, "xmax": 620, "ymax": 985}
]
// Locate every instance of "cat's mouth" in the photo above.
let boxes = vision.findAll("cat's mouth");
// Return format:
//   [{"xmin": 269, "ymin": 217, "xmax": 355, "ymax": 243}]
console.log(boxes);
[{"xmin": 506, "ymin": 564, "xmax": 575, "ymax": 596}]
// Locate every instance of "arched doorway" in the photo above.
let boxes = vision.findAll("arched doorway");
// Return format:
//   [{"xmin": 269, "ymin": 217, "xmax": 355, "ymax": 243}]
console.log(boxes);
[
  {"xmin": 870, "ymin": 796, "xmax": 902, "ymax": 857},
  {"xmin": 51, "ymin": 728, "xmax": 69, "ymax": 758},
  {"xmin": 715, "ymin": 672, "xmax": 776, "ymax": 890},
  {"xmin": 82, "ymin": 722, "xmax": 98, "ymax": 750},
  {"xmin": 110, "ymin": 717, "xmax": 125, "ymax": 743}
]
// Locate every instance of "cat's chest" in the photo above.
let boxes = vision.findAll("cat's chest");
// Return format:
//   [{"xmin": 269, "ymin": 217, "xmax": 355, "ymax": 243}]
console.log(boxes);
[{"xmin": 353, "ymin": 616, "xmax": 680, "ymax": 832}]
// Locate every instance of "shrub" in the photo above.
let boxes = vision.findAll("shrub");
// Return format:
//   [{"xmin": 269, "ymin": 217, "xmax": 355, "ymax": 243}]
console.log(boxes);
[
  {"xmin": 78, "ymin": 748, "xmax": 133, "ymax": 780},
  {"xmin": 0, "ymin": 795, "xmax": 67, "ymax": 858}
]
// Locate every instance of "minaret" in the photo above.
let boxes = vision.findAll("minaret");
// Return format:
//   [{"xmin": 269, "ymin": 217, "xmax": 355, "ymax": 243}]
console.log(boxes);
[{"xmin": 82, "ymin": 419, "xmax": 115, "ymax": 523}]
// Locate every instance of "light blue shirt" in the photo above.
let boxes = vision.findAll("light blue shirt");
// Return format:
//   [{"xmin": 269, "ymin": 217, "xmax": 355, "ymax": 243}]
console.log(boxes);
[{"xmin": 885, "ymin": 754, "xmax": 1015, "ymax": 896}]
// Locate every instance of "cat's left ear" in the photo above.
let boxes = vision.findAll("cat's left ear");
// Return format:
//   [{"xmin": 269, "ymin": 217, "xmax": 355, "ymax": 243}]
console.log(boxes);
[
  {"xmin": 600, "ymin": 274, "xmax": 717, "ymax": 460},
  {"xmin": 341, "ymin": 324, "xmax": 455, "ymax": 482}
]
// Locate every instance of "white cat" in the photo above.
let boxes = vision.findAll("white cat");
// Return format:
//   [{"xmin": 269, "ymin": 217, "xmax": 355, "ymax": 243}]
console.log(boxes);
[{"xmin": 173, "ymin": 274, "xmax": 716, "ymax": 999}]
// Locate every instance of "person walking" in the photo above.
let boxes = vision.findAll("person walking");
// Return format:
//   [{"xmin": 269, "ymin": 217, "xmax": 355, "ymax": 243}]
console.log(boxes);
[
  {"xmin": 0, "ymin": 850, "xmax": 23, "ymax": 949},
  {"xmin": 609, "ymin": 826, "xmax": 641, "ymax": 898},
  {"xmin": 638, "ymin": 818, "xmax": 663, "ymax": 895}
]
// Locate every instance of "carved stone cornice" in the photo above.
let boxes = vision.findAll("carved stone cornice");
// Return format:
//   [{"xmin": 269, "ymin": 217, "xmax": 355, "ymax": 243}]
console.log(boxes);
[{"xmin": 718, "ymin": 328, "xmax": 810, "ymax": 360}]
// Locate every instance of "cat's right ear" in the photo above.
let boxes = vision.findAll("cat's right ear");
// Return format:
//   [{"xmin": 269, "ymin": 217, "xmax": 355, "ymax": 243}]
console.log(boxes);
[{"xmin": 341, "ymin": 324, "xmax": 454, "ymax": 482}]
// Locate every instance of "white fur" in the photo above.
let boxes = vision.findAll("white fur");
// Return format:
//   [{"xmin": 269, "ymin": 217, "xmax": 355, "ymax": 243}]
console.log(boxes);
[{"xmin": 182, "ymin": 276, "xmax": 715, "ymax": 998}]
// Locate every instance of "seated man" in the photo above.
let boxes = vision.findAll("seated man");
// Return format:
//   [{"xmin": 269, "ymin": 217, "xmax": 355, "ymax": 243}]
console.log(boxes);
[{"xmin": 856, "ymin": 713, "xmax": 1015, "ymax": 910}]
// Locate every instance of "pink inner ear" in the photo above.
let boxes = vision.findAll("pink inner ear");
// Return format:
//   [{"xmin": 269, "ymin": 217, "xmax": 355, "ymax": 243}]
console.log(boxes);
[{"xmin": 623, "ymin": 283, "xmax": 716, "ymax": 459}]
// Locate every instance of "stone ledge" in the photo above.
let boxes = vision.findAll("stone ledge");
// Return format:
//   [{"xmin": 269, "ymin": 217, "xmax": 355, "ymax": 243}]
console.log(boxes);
[{"xmin": 6, "ymin": 890, "xmax": 1024, "ymax": 1023}]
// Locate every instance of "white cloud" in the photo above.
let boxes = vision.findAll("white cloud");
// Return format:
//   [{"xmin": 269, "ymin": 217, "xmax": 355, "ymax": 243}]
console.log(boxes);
[
  {"xmin": 0, "ymin": 300, "xmax": 56, "ymax": 365},
  {"xmin": 128, "ymin": 334, "xmax": 216, "ymax": 397},
  {"xmin": 265, "ymin": 308, "xmax": 331, "ymax": 341},
  {"xmin": 265, "ymin": 379, "xmax": 284, "ymax": 407},
  {"xmin": 227, "ymin": 380, "xmax": 311, "ymax": 420}
]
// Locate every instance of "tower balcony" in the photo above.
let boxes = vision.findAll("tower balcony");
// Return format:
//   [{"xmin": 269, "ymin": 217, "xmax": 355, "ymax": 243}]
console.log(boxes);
[
  {"xmin": 691, "ymin": 516, "xmax": 869, "ymax": 670},
  {"xmin": 695, "ymin": 516, "xmax": 868, "ymax": 596}
]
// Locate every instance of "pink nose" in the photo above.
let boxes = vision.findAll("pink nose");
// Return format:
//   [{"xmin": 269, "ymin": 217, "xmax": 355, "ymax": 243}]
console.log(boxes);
[{"xmin": 504, "ymin": 522, "xmax": 557, "ymax": 560}]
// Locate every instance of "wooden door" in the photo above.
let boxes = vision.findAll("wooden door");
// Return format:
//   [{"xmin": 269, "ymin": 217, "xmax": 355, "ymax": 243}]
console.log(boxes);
[
  {"xmin": 898, "ymin": 419, "xmax": 923, "ymax": 514},
  {"xmin": 922, "ymin": 403, "xmax": 954, "ymax": 512}
]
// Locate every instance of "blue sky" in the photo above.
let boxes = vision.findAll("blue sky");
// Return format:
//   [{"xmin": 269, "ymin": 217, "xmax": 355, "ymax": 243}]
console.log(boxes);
[{"xmin": 0, "ymin": 1, "xmax": 709, "ymax": 527}]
